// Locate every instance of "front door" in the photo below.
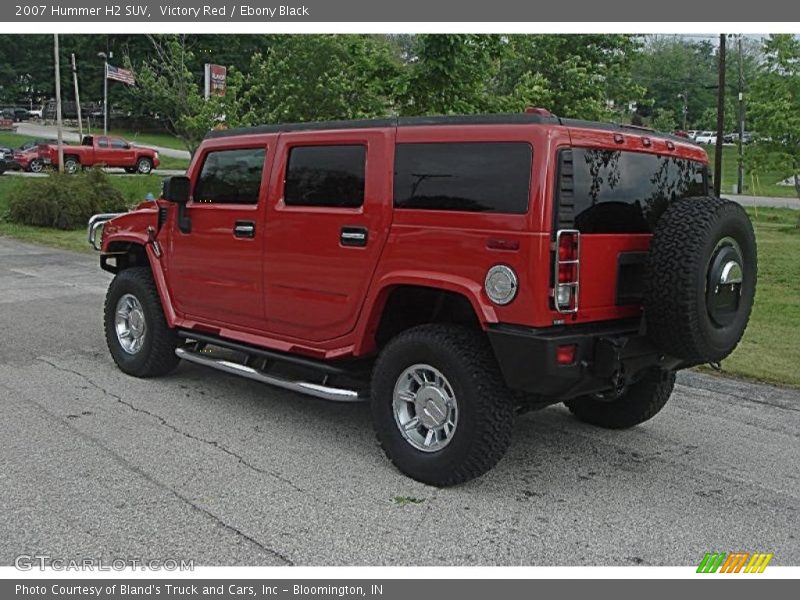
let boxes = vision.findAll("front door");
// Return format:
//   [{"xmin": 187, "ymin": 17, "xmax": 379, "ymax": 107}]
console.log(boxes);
[
  {"xmin": 263, "ymin": 128, "xmax": 394, "ymax": 342},
  {"xmin": 167, "ymin": 142, "xmax": 272, "ymax": 332}
]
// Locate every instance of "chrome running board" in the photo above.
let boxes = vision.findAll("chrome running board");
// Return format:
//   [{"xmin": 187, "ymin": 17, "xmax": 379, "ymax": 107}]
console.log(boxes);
[{"xmin": 175, "ymin": 347, "xmax": 364, "ymax": 402}]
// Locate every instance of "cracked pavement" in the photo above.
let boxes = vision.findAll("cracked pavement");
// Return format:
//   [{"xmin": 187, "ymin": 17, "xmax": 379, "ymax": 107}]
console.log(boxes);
[{"xmin": 1, "ymin": 236, "xmax": 798, "ymax": 566}]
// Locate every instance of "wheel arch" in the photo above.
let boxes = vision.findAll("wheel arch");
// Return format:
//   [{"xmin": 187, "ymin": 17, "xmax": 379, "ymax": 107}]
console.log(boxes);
[
  {"xmin": 102, "ymin": 237, "xmax": 177, "ymax": 327},
  {"xmin": 354, "ymin": 274, "xmax": 496, "ymax": 356}
]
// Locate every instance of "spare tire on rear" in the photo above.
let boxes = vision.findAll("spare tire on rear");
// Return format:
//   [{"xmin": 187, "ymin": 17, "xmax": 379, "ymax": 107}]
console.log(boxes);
[{"xmin": 644, "ymin": 196, "xmax": 756, "ymax": 365}]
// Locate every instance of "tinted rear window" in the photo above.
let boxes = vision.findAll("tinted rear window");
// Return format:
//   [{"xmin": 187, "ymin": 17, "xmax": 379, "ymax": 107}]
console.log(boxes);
[
  {"xmin": 561, "ymin": 148, "xmax": 707, "ymax": 233},
  {"xmin": 394, "ymin": 142, "xmax": 532, "ymax": 214}
]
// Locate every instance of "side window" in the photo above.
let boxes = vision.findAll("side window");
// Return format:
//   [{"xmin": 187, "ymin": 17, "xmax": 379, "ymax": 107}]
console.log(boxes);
[
  {"xmin": 394, "ymin": 142, "xmax": 532, "ymax": 214},
  {"xmin": 97, "ymin": 137, "xmax": 109, "ymax": 149},
  {"xmin": 194, "ymin": 148, "xmax": 266, "ymax": 205},
  {"xmin": 110, "ymin": 138, "xmax": 127, "ymax": 149},
  {"xmin": 284, "ymin": 145, "xmax": 366, "ymax": 208}
]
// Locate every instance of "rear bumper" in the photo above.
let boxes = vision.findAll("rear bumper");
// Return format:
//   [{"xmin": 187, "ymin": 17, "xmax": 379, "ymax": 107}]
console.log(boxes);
[{"xmin": 487, "ymin": 319, "xmax": 680, "ymax": 400}]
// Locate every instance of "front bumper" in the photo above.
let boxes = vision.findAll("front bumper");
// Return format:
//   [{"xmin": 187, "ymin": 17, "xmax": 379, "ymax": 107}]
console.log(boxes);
[{"xmin": 487, "ymin": 319, "xmax": 681, "ymax": 400}]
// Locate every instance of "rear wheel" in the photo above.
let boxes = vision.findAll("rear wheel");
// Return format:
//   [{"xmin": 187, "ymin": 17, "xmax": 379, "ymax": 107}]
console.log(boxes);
[
  {"xmin": 564, "ymin": 368, "xmax": 676, "ymax": 429},
  {"xmin": 63, "ymin": 156, "xmax": 80, "ymax": 174},
  {"xmin": 371, "ymin": 325, "xmax": 514, "ymax": 486},
  {"xmin": 104, "ymin": 267, "xmax": 180, "ymax": 378}
]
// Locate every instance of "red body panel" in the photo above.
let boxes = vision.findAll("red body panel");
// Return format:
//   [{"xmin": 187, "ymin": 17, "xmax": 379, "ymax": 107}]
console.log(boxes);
[{"xmin": 101, "ymin": 119, "xmax": 708, "ymax": 360}]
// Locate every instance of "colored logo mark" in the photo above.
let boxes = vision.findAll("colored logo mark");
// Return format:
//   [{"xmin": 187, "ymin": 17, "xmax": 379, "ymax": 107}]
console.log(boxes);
[{"xmin": 697, "ymin": 552, "xmax": 773, "ymax": 573}]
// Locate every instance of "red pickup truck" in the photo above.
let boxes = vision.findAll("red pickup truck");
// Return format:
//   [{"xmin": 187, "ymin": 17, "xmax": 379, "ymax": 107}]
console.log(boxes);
[{"xmin": 49, "ymin": 135, "xmax": 160, "ymax": 175}]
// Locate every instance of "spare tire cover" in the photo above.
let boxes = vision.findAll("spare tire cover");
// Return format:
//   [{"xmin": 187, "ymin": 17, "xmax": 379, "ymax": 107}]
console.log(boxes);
[{"xmin": 644, "ymin": 196, "xmax": 757, "ymax": 365}]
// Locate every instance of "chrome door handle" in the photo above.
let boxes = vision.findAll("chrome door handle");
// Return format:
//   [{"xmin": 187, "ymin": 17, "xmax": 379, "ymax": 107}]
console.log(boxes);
[
  {"xmin": 233, "ymin": 221, "xmax": 255, "ymax": 238},
  {"xmin": 340, "ymin": 226, "xmax": 368, "ymax": 247}
]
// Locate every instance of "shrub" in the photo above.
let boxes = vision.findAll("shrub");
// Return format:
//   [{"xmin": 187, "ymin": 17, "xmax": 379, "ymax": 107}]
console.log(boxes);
[{"xmin": 7, "ymin": 169, "xmax": 128, "ymax": 230}]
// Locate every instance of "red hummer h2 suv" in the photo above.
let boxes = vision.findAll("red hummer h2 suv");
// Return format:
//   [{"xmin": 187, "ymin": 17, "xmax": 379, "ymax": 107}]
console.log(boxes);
[{"xmin": 88, "ymin": 111, "xmax": 756, "ymax": 486}]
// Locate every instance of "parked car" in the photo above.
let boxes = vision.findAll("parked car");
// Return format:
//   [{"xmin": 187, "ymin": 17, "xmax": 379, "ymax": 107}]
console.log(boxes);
[
  {"xmin": 687, "ymin": 130, "xmax": 699, "ymax": 140},
  {"xmin": 695, "ymin": 131, "xmax": 717, "ymax": 144},
  {"xmin": 88, "ymin": 111, "xmax": 757, "ymax": 486},
  {"xmin": 10, "ymin": 141, "xmax": 51, "ymax": 173},
  {"xmin": 1, "ymin": 107, "xmax": 30, "ymax": 122},
  {"xmin": 47, "ymin": 135, "xmax": 159, "ymax": 174},
  {"xmin": 0, "ymin": 146, "xmax": 12, "ymax": 161}
]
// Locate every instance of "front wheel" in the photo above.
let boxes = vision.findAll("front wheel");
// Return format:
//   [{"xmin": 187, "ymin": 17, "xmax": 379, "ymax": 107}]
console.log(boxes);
[
  {"xmin": 564, "ymin": 368, "xmax": 676, "ymax": 429},
  {"xmin": 136, "ymin": 157, "xmax": 153, "ymax": 174},
  {"xmin": 29, "ymin": 159, "xmax": 44, "ymax": 173},
  {"xmin": 371, "ymin": 325, "xmax": 514, "ymax": 486},
  {"xmin": 104, "ymin": 267, "xmax": 180, "ymax": 378}
]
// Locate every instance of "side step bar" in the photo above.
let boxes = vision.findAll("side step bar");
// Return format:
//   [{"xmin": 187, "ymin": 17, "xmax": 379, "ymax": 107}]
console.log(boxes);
[{"xmin": 175, "ymin": 347, "xmax": 364, "ymax": 403}]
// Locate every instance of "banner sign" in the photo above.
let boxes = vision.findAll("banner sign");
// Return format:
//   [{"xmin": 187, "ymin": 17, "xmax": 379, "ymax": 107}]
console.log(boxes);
[{"xmin": 204, "ymin": 63, "xmax": 227, "ymax": 98}]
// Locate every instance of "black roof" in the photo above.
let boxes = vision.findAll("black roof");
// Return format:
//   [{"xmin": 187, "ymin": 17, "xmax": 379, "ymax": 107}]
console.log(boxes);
[
  {"xmin": 204, "ymin": 113, "xmax": 559, "ymax": 139},
  {"xmin": 204, "ymin": 112, "xmax": 692, "ymax": 145}
]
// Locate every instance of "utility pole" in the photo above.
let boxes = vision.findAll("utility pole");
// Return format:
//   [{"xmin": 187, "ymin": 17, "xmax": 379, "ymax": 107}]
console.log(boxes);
[
  {"xmin": 71, "ymin": 53, "xmax": 83, "ymax": 138},
  {"xmin": 737, "ymin": 36, "xmax": 745, "ymax": 195},
  {"xmin": 53, "ymin": 34, "xmax": 64, "ymax": 173},
  {"xmin": 714, "ymin": 34, "xmax": 726, "ymax": 197}
]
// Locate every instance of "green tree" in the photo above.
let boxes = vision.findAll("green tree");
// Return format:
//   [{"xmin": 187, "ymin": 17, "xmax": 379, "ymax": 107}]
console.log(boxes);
[
  {"xmin": 236, "ymin": 35, "xmax": 401, "ymax": 124},
  {"xmin": 125, "ymin": 35, "xmax": 229, "ymax": 155},
  {"xmin": 748, "ymin": 34, "xmax": 800, "ymax": 199}
]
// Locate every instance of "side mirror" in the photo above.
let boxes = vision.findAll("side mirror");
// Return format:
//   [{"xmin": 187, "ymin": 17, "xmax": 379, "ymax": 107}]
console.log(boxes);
[
  {"xmin": 162, "ymin": 176, "xmax": 192, "ymax": 233},
  {"xmin": 162, "ymin": 176, "xmax": 190, "ymax": 204}
]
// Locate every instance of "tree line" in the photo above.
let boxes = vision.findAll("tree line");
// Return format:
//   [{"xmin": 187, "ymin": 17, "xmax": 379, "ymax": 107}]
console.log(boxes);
[{"xmin": 0, "ymin": 33, "xmax": 796, "ymax": 195}]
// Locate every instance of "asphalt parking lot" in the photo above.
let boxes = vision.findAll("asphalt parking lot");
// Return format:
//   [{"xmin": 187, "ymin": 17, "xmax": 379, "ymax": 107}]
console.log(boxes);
[{"xmin": 0, "ymin": 236, "xmax": 798, "ymax": 566}]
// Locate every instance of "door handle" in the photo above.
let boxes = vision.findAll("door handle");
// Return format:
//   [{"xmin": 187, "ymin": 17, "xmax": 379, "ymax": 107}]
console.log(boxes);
[
  {"xmin": 340, "ymin": 226, "xmax": 368, "ymax": 247},
  {"xmin": 233, "ymin": 221, "xmax": 256, "ymax": 238}
]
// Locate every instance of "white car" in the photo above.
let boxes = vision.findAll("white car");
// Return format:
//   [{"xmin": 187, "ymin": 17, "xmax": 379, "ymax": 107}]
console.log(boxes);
[{"xmin": 695, "ymin": 131, "xmax": 717, "ymax": 144}]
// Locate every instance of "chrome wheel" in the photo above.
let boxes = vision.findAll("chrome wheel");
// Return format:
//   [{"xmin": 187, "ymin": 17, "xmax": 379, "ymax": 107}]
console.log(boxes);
[
  {"xmin": 706, "ymin": 236, "xmax": 744, "ymax": 326},
  {"xmin": 64, "ymin": 159, "xmax": 79, "ymax": 174},
  {"xmin": 393, "ymin": 364, "xmax": 458, "ymax": 453},
  {"xmin": 137, "ymin": 159, "xmax": 152, "ymax": 174},
  {"xmin": 115, "ymin": 293, "xmax": 147, "ymax": 354}
]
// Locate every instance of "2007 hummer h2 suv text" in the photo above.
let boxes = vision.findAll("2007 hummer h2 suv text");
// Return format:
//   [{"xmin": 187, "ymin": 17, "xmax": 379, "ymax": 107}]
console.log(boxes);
[{"xmin": 88, "ymin": 110, "xmax": 756, "ymax": 486}]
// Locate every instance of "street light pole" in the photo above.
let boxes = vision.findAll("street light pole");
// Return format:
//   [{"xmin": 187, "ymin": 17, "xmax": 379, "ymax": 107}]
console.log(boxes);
[
  {"xmin": 103, "ymin": 54, "xmax": 108, "ymax": 135},
  {"xmin": 99, "ymin": 51, "xmax": 111, "ymax": 135}
]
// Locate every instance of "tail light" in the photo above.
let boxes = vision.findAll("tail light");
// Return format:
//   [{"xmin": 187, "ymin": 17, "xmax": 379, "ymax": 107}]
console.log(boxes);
[{"xmin": 552, "ymin": 229, "xmax": 580, "ymax": 314}]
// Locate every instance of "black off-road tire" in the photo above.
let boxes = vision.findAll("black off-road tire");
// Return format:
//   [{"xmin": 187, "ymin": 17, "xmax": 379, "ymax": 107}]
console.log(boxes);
[
  {"xmin": 371, "ymin": 325, "xmax": 515, "ymax": 486},
  {"xmin": 564, "ymin": 368, "xmax": 676, "ymax": 429},
  {"xmin": 104, "ymin": 267, "xmax": 180, "ymax": 378},
  {"xmin": 644, "ymin": 196, "xmax": 756, "ymax": 365}
]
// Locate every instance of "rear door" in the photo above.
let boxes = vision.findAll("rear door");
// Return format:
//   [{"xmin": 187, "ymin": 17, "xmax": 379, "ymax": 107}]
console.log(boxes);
[
  {"xmin": 262, "ymin": 128, "xmax": 394, "ymax": 342},
  {"xmin": 109, "ymin": 137, "xmax": 136, "ymax": 167},
  {"xmin": 557, "ymin": 130, "xmax": 708, "ymax": 322},
  {"xmin": 94, "ymin": 136, "xmax": 112, "ymax": 165},
  {"xmin": 167, "ymin": 141, "xmax": 273, "ymax": 331}
]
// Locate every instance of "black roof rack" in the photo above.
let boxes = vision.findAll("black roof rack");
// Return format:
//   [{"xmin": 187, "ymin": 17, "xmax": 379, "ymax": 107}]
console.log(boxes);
[
  {"xmin": 204, "ymin": 112, "xmax": 692, "ymax": 145},
  {"xmin": 204, "ymin": 112, "xmax": 560, "ymax": 139}
]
